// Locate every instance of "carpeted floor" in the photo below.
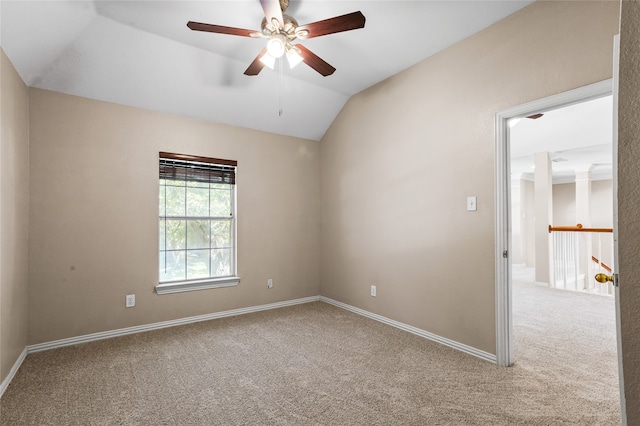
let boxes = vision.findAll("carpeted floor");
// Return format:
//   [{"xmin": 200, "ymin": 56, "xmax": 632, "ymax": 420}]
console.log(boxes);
[{"xmin": 1, "ymin": 269, "xmax": 620, "ymax": 425}]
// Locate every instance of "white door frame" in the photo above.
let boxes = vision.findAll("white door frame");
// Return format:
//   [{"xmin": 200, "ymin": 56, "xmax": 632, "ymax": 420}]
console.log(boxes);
[
  {"xmin": 494, "ymin": 78, "xmax": 613, "ymax": 367},
  {"xmin": 611, "ymin": 34, "xmax": 626, "ymax": 425}
]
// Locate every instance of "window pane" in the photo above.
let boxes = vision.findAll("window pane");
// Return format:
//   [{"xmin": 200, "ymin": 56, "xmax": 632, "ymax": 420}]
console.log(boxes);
[
  {"xmin": 187, "ymin": 220, "xmax": 210, "ymax": 249},
  {"xmin": 211, "ymin": 183, "xmax": 229, "ymax": 190},
  {"xmin": 211, "ymin": 187, "xmax": 231, "ymax": 217},
  {"xmin": 165, "ymin": 186, "xmax": 186, "ymax": 216},
  {"xmin": 186, "ymin": 187, "xmax": 210, "ymax": 217},
  {"xmin": 159, "ymin": 184, "xmax": 166, "ymax": 217},
  {"xmin": 166, "ymin": 220, "xmax": 186, "ymax": 250},
  {"xmin": 159, "ymin": 220, "xmax": 166, "ymax": 251},
  {"xmin": 161, "ymin": 250, "xmax": 186, "ymax": 281},
  {"xmin": 187, "ymin": 180, "xmax": 208, "ymax": 188},
  {"xmin": 187, "ymin": 249, "xmax": 210, "ymax": 280},
  {"xmin": 211, "ymin": 220, "xmax": 232, "ymax": 249},
  {"xmin": 211, "ymin": 248, "xmax": 231, "ymax": 277}
]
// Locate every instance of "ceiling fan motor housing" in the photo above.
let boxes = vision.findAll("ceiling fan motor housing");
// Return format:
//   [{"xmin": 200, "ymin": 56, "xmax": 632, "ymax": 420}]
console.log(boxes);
[{"xmin": 261, "ymin": 14, "xmax": 299, "ymax": 38}]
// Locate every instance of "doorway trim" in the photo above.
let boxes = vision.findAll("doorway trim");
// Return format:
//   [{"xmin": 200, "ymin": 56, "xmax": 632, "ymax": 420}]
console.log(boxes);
[{"xmin": 494, "ymin": 79, "xmax": 613, "ymax": 367}]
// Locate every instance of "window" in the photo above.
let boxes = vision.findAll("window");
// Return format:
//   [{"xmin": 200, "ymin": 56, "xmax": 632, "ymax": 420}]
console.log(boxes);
[{"xmin": 156, "ymin": 152, "xmax": 239, "ymax": 294}]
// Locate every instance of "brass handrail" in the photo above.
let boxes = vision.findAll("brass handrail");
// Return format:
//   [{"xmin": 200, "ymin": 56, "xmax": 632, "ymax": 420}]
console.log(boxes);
[
  {"xmin": 592, "ymin": 256, "xmax": 612, "ymax": 273},
  {"xmin": 548, "ymin": 224, "xmax": 613, "ymax": 233}
]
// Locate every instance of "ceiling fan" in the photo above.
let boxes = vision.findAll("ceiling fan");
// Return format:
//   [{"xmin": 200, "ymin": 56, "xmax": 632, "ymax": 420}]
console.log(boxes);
[
  {"xmin": 187, "ymin": 0, "xmax": 366, "ymax": 77},
  {"xmin": 509, "ymin": 113, "xmax": 544, "ymax": 128}
]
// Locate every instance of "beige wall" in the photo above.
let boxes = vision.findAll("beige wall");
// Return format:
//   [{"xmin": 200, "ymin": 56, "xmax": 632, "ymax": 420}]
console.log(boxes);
[
  {"xmin": 618, "ymin": 0, "xmax": 640, "ymax": 422},
  {"xmin": 591, "ymin": 179, "xmax": 614, "ymax": 227},
  {"xmin": 319, "ymin": 1, "xmax": 619, "ymax": 354},
  {"xmin": 553, "ymin": 180, "xmax": 614, "ymax": 227},
  {"xmin": 27, "ymin": 89, "xmax": 320, "ymax": 344},
  {"xmin": 0, "ymin": 50, "xmax": 29, "ymax": 383},
  {"xmin": 553, "ymin": 183, "xmax": 577, "ymax": 225}
]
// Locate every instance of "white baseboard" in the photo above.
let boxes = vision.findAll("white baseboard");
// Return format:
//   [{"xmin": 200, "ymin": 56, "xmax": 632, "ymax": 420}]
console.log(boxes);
[
  {"xmin": 5, "ymin": 294, "xmax": 493, "ymax": 398},
  {"xmin": 320, "ymin": 296, "xmax": 497, "ymax": 364},
  {"xmin": 0, "ymin": 347, "xmax": 27, "ymax": 398},
  {"xmin": 27, "ymin": 296, "xmax": 321, "ymax": 353}
]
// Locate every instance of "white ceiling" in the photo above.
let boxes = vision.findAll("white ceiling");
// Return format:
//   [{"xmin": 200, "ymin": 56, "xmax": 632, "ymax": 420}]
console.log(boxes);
[
  {"xmin": 1, "ymin": 0, "xmax": 533, "ymax": 141},
  {"xmin": 510, "ymin": 95, "xmax": 613, "ymax": 183}
]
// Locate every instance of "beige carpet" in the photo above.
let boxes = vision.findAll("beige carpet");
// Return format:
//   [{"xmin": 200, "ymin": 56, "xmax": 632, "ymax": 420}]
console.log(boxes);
[{"xmin": 1, "ymin": 272, "xmax": 620, "ymax": 424}]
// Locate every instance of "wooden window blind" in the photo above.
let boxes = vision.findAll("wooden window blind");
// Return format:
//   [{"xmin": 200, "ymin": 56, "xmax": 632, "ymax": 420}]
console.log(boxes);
[{"xmin": 159, "ymin": 152, "xmax": 237, "ymax": 185}]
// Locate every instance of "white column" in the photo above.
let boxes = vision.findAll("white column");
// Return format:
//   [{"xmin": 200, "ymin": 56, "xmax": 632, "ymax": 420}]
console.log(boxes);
[
  {"xmin": 575, "ymin": 168, "xmax": 593, "ymax": 289},
  {"xmin": 511, "ymin": 176, "xmax": 523, "ymax": 265},
  {"xmin": 534, "ymin": 152, "xmax": 553, "ymax": 286}
]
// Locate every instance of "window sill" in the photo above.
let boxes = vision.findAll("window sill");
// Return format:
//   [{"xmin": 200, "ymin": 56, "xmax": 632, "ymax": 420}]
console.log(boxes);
[{"xmin": 155, "ymin": 277, "xmax": 240, "ymax": 295}]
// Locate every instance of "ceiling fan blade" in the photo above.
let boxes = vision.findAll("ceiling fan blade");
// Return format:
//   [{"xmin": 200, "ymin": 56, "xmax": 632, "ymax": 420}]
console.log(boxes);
[
  {"xmin": 244, "ymin": 48, "xmax": 268, "ymax": 76},
  {"xmin": 187, "ymin": 21, "xmax": 256, "ymax": 37},
  {"xmin": 527, "ymin": 113, "xmax": 544, "ymax": 119},
  {"xmin": 260, "ymin": 0, "xmax": 284, "ymax": 28},
  {"xmin": 296, "ymin": 45, "xmax": 336, "ymax": 77},
  {"xmin": 296, "ymin": 11, "xmax": 365, "ymax": 39}
]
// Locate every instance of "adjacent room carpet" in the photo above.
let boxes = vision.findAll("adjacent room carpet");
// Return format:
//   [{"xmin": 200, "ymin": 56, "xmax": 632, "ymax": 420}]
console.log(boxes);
[{"xmin": 1, "ymin": 271, "xmax": 620, "ymax": 424}]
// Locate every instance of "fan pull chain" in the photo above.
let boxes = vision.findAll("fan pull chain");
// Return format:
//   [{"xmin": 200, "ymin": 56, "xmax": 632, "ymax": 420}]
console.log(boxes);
[{"xmin": 278, "ymin": 58, "xmax": 284, "ymax": 117}]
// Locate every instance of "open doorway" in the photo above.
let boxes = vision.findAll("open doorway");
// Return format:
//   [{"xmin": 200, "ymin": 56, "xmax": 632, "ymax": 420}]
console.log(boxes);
[
  {"xmin": 510, "ymin": 94, "xmax": 614, "ymax": 295},
  {"xmin": 495, "ymin": 78, "xmax": 623, "ymax": 422},
  {"xmin": 509, "ymin": 95, "xmax": 620, "ymax": 420}
]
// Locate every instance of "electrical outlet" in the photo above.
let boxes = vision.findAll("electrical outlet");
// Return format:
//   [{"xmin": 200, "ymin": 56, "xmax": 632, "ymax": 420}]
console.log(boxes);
[
  {"xmin": 371, "ymin": 285, "xmax": 377, "ymax": 297},
  {"xmin": 267, "ymin": 278, "xmax": 273, "ymax": 289},
  {"xmin": 125, "ymin": 294, "xmax": 135, "ymax": 308}
]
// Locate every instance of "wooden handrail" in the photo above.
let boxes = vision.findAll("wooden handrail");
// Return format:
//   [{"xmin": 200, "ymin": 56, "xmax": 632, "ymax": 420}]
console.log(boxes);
[
  {"xmin": 548, "ymin": 224, "xmax": 613, "ymax": 233},
  {"xmin": 592, "ymin": 256, "xmax": 612, "ymax": 273}
]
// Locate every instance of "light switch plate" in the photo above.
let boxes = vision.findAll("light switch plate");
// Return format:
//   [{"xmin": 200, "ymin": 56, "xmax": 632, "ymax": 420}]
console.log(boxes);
[{"xmin": 467, "ymin": 196, "xmax": 477, "ymax": 211}]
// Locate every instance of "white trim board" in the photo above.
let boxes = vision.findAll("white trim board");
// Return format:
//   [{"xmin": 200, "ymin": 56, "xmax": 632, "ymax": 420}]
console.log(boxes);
[
  {"xmin": 4, "ymin": 293, "xmax": 496, "ymax": 398},
  {"xmin": 0, "ymin": 348, "xmax": 27, "ymax": 398},
  {"xmin": 28, "ymin": 296, "xmax": 320, "ymax": 353},
  {"xmin": 1, "ymin": 296, "xmax": 318, "ymax": 398},
  {"xmin": 320, "ymin": 296, "xmax": 497, "ymax": 364}
]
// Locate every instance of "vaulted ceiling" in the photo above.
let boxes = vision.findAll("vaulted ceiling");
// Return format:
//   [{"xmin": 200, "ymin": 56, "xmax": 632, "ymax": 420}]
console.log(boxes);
[{"xmin": 1, "ymin": 0, "xmax": 533, "ymax": 141}]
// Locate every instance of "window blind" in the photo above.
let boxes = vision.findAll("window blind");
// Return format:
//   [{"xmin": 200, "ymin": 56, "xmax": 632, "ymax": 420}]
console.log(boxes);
[{"xmin": 159, "ymin": 152, "xmax": 237, "ymax": 185}]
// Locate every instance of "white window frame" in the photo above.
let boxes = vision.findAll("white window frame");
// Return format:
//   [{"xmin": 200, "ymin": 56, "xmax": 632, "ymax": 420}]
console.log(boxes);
[{"xmin": 155, "ymin": 152, "xmax": 240, "ymax": 295}]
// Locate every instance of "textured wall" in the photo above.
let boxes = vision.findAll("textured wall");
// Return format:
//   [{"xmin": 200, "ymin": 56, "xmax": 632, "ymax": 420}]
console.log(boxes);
[
  {"xmin": 319, "ymin": 1, "xmax": 620, "ymax": 354},
  {"xmin": 28, "ymin": 89, "xmax": 320, "ymax": 344},
  {"xmin": 591, "ymin": 180, "xmax": 614, "ymax": 228},
  {"xmin": 553, "ymin": 180, "xmax": 613, "ymax": 226},
  {"xmin": 0, "ymin": 50, "xmax": 29, "ymax": 383},
  {"xmin": 553, "ymin": 183, "xmax": 577, "ymax": 226},
  {"xmin": 618, "ymin": 1, "xmax": 640, "ymax": 422}
]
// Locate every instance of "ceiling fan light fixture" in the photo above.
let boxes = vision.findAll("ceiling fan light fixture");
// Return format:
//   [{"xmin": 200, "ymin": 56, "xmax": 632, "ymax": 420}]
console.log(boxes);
[
  {"xmin": 266, "ymin": 34, "xmax": 287, "ymax": 58},
  {"xmin": 286, "ymin": 46, "xmax": 303, "ymax": 69},
  {"xmin": 259, "ymin": 52, "xmax": 276, "ymax": 69}
]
